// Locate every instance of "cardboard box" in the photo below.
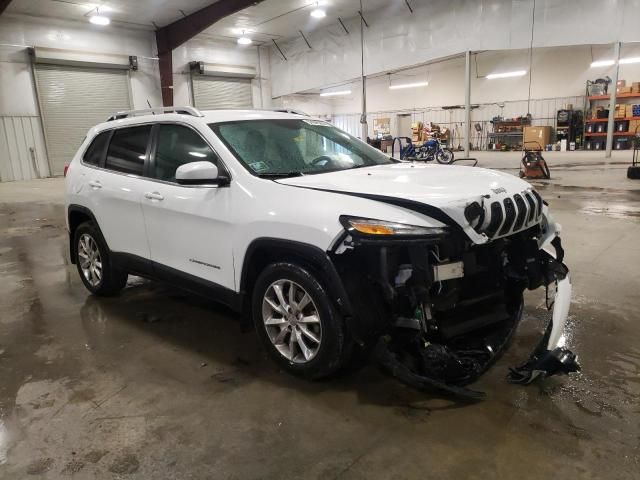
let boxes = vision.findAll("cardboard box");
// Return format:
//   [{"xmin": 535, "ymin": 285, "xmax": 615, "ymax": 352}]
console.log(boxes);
[
  {"xmin": 617, "ymin": 80, "xmax": 626, "ymax": 87},
  {"xmin": 523, "ymin": 126, "xmax": 552, "ymax": 149},
  {"xmin": 626, "ymin": 104, "xmax": 634, "ymax": 118},
  {"xmin": 632, "ymin": 82, "xmax": 640, "ymax": 93},
  {"xmin": 629, "ymin": 120, "xmax": 640, "ymax": 133},
  {"xmin": 617, "ymin": 86, "xmax": 633, "ymax": 94}
]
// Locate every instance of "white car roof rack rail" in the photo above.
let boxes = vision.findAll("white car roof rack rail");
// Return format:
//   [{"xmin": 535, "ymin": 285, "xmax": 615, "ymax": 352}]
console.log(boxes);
[{"xmin": 106, "ymin": 106, "xmax": 204, "ymax": 121}]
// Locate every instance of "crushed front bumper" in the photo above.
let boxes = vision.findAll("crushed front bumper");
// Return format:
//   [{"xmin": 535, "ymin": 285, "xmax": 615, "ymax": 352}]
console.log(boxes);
[{"xmin": 373, "ymin": 236, "xmax": 580, "ymax": 401}]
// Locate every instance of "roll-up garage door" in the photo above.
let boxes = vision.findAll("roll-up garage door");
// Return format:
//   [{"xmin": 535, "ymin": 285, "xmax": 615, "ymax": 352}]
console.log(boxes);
[
  {"xmin": 191, "ymin": 75, "xmax": 253, "ymax": 110},
  {"xmin": 34, "ymin": 64, "xmax": 131, "ymax": 175}
]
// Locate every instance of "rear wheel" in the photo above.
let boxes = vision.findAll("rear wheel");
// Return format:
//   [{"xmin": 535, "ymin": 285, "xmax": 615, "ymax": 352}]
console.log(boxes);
[
  {"xmin": 74, "ymin": 221, "xmax": 128, "ymax": 296},
  {"xmin": 252, "ymin": 262, "xmax": 353, "ymax": 379}
]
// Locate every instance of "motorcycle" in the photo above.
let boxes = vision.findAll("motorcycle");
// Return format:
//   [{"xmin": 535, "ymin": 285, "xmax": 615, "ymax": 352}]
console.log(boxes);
[
  {"xmin": 416, "ymin": 135, "xmax": 455, "ymax": 164},
  {"xmin": 392, "ymin": 135, "xmax": 455, "ymax": 164}
]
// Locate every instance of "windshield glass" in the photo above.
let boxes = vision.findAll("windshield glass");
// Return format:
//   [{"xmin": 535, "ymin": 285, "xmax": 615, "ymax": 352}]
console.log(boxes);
[{"xmin": 209, "ymin": 119, "xmax": 395, "ymax": 176}]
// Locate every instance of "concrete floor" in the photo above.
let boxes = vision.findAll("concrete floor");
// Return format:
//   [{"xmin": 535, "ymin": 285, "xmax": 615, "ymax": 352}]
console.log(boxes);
[{"xmin": 0, "ymin": 153, "xmax": 639, "ymax": 479}]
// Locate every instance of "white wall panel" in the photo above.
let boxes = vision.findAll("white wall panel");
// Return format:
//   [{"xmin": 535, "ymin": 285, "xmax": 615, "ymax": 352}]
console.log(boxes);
[
  {"xmin": 270, "ymin": 0, "xmax": 640, "ymax": 97},
  {"xmin": 0, "ymin": 116, "xmax": 49, "ymax": 182}
]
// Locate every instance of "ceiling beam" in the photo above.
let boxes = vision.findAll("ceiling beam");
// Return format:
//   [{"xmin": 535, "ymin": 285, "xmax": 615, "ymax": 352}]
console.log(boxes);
[
  {"xmin": 156, "ymin": 0, "xmax": 263, "ymax": 54},
  {"xmin": 0, "ymin": 0, "xmax": 13, "ymax": 16},
  {"xmin": 155, "ymin": 0, "xmax": 264, "ymax": 106}
]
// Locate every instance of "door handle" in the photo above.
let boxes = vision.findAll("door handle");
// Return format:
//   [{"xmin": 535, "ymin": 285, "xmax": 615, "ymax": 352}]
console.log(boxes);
[
  {"xmin": 144, "ymin": 191, "xmax": 164, "ymax": 201},
  {"xmin": 88, "ymin": 180, "xmax": 102, "ymax": 189}
]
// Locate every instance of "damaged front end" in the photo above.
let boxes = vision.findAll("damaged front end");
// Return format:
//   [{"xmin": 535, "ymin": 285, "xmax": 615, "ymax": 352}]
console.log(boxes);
[{"xmin": 331, "ymin": 208, "xmax": 579, "ymax": 401}]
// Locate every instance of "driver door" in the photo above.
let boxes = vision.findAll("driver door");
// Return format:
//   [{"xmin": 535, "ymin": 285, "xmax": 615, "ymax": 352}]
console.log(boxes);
[{"xmin": 140, "ymin": 123, "xmax": 235, "ymax": 290}]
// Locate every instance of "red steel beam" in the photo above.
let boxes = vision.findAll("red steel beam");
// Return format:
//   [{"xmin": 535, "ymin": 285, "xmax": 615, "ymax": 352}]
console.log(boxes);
[
  {"xmin": 155, "ymin": 0, "xmax": 264, "ymax": 106},
  {"xmin": 0, "ymin": 0, "xmax": 13, "ymax": 16}
]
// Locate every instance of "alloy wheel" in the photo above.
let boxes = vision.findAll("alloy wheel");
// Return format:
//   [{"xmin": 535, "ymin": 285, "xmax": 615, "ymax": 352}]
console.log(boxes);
[
  {"xmin": 78, "ymin": 233, "xmax": 102, "ymax": 287},
  {"xmin": 262, "ymin": 279, "xmax": 322, "ymax": 363}
]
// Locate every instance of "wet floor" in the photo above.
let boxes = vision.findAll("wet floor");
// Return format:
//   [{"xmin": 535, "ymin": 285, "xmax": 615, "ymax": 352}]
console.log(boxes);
[{"xmin": 0, "ymin": 174, "xmax": 639, "ymax": 479}]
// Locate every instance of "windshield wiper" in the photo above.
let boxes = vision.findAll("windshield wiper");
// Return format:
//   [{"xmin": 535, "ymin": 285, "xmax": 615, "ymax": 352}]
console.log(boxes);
[{"xmin": 257, "ymin": 171, "xmax": 305, "ymax": 178}]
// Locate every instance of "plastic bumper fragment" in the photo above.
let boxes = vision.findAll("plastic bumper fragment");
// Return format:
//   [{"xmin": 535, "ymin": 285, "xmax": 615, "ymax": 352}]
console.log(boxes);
[
  {"xmin": 374, "ymin": 338, "xmax": 487, "ymax": 402},
  {"xmin": 508, "ymin": 271, "xmax": 581, "ymax": 384}
]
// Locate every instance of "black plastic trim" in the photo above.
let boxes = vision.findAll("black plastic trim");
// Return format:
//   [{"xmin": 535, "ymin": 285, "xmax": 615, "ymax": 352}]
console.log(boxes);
[
  {"xmin": 240, "ymin": 238, "xmax": 353, "ymax": 317},
  {"xmin": 67, "ymin": 204, "xmax": 100, "ymax": 263},
  {"xmin": 111, "ymin": 252, "xmax": 242, "ymax": 311}
]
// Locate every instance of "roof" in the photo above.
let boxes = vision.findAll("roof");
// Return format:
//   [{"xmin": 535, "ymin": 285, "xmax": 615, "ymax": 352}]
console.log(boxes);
[{"xmin": 88, "ymin": 108, "xmax": 310, "ymax": 137}]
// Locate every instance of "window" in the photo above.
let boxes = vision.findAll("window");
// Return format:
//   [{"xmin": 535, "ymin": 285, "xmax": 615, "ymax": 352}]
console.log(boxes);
[
  {"xmin": 105, "ymin": 125, "xmax": 152, "ymax": 175},
  {"xmin": 83, "ymin": 131, "xmax": 110, "ymax": 166},
  {"xmin": 210, "ymin": 119, "xmax": 394, "ymax": 177},
  {"xmin": 153, "ymin": 124, "xmax": 219, "ymax": 182}
]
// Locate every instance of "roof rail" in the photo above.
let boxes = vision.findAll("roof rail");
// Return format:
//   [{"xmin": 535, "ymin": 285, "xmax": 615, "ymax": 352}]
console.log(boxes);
[
  {"xmin": 272, "ymin": 108, "xmax": 309, "ymax": 116},
  {"xmin": 106, "ymin": 106, "xmax": 204, "ymax": 121}
]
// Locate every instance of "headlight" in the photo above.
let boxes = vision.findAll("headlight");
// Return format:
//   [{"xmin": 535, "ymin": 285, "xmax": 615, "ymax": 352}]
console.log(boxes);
[{"xmin": 340, "ymin": 215, "xmax": 447, "ymax": 237}]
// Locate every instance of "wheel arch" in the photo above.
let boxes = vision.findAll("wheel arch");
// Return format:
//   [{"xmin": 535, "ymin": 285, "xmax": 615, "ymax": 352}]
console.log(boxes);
[
  {"xmin": 239, "ymin": 238, "xmax": 353, "ymax": 319},
  {"xmin": 67, "ymin": 205, "xmax": 99, "ymax": 264}
]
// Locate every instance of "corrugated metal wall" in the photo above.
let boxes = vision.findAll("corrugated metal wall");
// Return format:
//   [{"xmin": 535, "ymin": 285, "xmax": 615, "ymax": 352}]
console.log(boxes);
[
  {"xmin": 0, "ymin": 115, "xmax": 50, "ymax": 182},
  {"xmin": 332, "ymin": 95, "xmax": 585, "ymax": 149}
]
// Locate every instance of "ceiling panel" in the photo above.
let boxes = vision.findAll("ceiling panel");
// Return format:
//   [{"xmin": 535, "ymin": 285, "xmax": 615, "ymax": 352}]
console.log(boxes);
[{"xmin": 6, "ymin": 0, "xmax": 412, "ymax": 41}]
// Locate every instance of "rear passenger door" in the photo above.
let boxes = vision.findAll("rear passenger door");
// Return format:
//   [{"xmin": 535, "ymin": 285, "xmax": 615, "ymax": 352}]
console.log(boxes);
[
  {"xmin": 140, "ymin": 123, "xmax": 235, "ymax": 290},
  {"xmin": 92, "ymin": 125, "xmax": 152, "ymax": 261}
]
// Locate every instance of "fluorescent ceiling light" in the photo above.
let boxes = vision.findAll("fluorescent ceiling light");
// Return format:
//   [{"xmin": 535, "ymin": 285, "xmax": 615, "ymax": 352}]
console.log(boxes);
[
  {"xmin": 486, "ymin": 70, "xmax": 527, "ymax": 79},
  {"xmin": 389, "ymin": 81, "xmax": 429, "ymax": 90},
  {"xmin": 89, "ymin": 15, "xmax": 110, "ymax": 25},
  {"xmin": 189, "ymin": 151, "xmax": 207, "ymax": 158},
  {"xmin": 237, "ymin": 36, "xmax": 252, "ymax": 45},
  {"xmin": 620, "ymin": 57, "xmax": 640, "ymax": 65},
  {"xmin": 310, "ymin": 8, "xmax": 326, "ymax": 18},
  {"xmin": 320, "ymin": 90, "xmax": 351, "ymax": 96},
  {"xmin": 590, "ymin": 59, "xmax": 615, "ymax": 68}
]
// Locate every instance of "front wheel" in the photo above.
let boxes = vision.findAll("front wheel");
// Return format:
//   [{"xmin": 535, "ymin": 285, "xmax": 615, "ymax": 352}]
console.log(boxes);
[
  {"xmin": 252, "ymin": 262, "xmax": 353, "ymax": 379},
  {"xmin": 436, "ymin": 148, "xmax": 455, "ymax": 164}
]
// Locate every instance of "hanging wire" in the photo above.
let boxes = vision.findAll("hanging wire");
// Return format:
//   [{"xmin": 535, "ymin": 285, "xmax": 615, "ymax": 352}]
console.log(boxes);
[{"xmin": 527, "ymin": 0, "xmax": 536, "ymax": 115}]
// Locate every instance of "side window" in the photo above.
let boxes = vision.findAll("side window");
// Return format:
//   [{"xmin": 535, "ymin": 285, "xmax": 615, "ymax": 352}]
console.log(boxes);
[
  {"xmin": 105, "ymin": 125, "xmax": 152, "ymax": 175},
  {"xmin": 83, "ymin": 131, "xmax": 110, "ymax": 166},
  {"xmin": 153, "ymin": 124, "xmax": 219, "ymax": 182}
]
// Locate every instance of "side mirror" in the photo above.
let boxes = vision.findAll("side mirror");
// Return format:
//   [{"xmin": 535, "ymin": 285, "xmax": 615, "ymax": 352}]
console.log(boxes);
[{"xmin": 175, "ymin": 161, "xmax": 229, "ymax": 186}]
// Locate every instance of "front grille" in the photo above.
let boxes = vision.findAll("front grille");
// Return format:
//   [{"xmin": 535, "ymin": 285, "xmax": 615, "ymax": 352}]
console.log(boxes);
[
  {"xmin": 524, "ymin": 192, "xmax": 537, "ymax": 223},
  {"xmin": 512, "ymin": 194, "xmax": 527, "ymax": 231},
  {"xmin": 498, "ymin": 198, "xmax": 516, "ymax": 235},
  {"xmin": 486, "ymin": 202, "xmax": 503, "ymax": 236},
  {"xmin": 475, "ymin": 189, "xmax": 543, "ymax": 239}
]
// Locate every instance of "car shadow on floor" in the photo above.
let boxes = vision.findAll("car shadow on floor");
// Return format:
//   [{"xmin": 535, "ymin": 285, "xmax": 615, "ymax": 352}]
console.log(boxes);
[{"xmin": 78, "ymin": 277, "xmax": 471, "ymax": 413}]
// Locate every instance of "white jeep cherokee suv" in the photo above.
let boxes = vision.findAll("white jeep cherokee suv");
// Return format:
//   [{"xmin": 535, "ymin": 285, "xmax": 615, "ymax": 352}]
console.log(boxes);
[{"xmin": 65, "ymin": 107, "xmax": 578, "ymax": 399}]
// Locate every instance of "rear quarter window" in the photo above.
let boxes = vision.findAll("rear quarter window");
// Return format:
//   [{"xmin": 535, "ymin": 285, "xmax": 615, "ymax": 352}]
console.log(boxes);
[
  {"xmin": 105, "ymin": 126, "xmax": 152, "ymax": 176},
  {"xmin": 83, "ymin": 131, "xmax": 111, "ymax": 166}
]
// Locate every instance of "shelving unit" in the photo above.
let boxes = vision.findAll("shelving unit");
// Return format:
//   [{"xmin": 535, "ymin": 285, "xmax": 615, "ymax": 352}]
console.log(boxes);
[
  {"xmin": 488, "ymin": 117, "xmax": 531, "ymax": 150},
  {"xmin": 584, "ymin": 89, "xmax": 640, "ymax": 150}
]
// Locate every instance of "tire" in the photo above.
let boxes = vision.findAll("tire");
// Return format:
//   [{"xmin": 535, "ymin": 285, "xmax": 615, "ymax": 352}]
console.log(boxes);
[
  {"xmin": 74, "ymin": 221, "xmax": 128, "ymax": 296},
  {"xmin": 252, "ymin": 262, "xmax": 353, "ymax": 379},
  {"xmin": 436, "ymin": 148, "xmax": 455, "ymax": 164}
]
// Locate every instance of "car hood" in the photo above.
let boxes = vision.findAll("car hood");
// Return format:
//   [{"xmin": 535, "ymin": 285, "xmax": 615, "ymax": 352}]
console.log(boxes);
[{"xmin": 276, "ymin": 163, "xmax": 536, "ymax": 244}]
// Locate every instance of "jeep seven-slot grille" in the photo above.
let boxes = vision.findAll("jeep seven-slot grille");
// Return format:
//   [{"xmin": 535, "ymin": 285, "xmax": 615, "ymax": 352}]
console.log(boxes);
[
  {"xmin": 486, "ymin": 202, "xmax": 503, "ymax": 236},
  {"xmin": 524, "ymin": 192, "xmax": 537, "ymax": 223},
  {"xmin": 512, "ymin": 194, "xmax": 527, "ymax": 231},
  {"xmin": 475, "ymin": 190, "xmax": 543, "ymax": 239},
  {"xmin": 498, "ymin": 198, "xmax": 516, "ymax": 235}
]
